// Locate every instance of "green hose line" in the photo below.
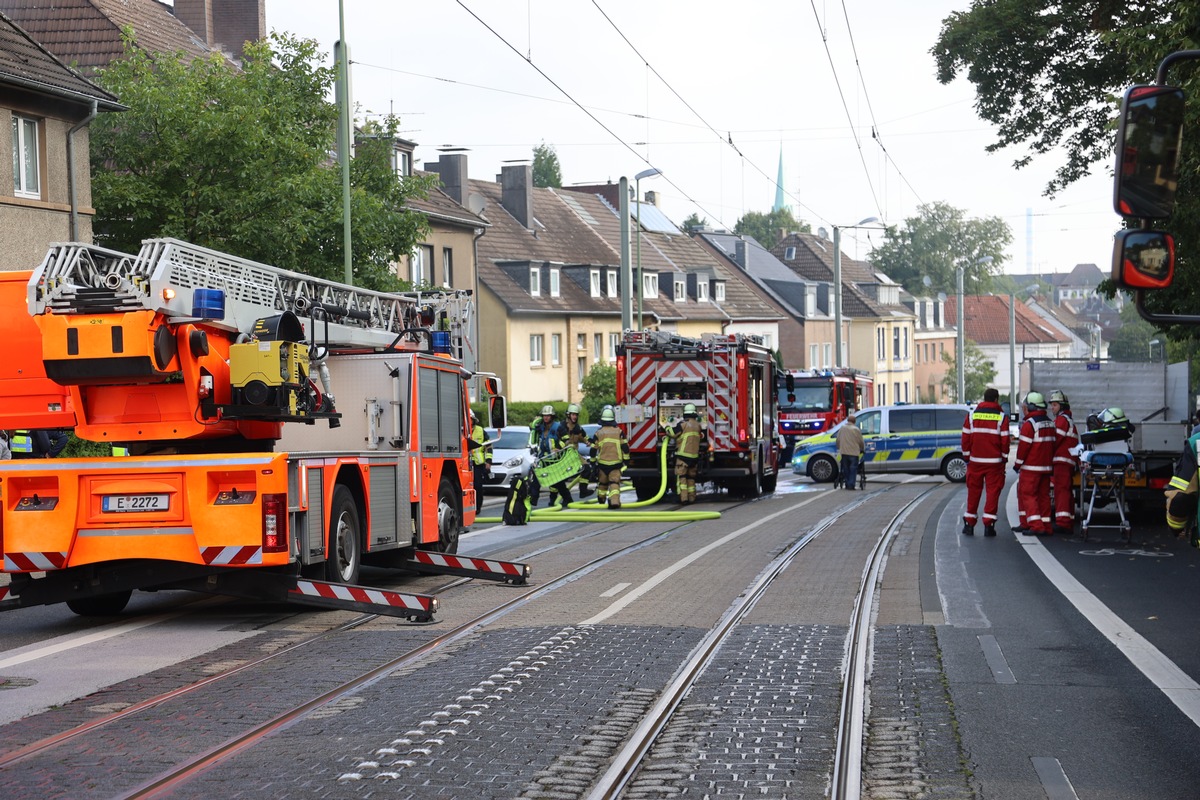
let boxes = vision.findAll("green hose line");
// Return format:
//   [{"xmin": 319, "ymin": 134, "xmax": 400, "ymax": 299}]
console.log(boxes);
[{"xmin": 568, "ymin": 437, "xmax": 670, "ymax": 509}]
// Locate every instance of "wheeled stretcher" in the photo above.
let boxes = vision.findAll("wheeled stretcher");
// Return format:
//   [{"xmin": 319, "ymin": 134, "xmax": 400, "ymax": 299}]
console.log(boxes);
[{"xmin": 1078, "ymin": 439, "xmax": 1133, "ymax": 542}]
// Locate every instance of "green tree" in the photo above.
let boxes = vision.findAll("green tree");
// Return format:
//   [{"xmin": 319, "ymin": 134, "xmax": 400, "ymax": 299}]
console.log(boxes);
[
  {"xmin": 931, "ymin": 2, "xmax": 1200, "ymax": 339},
  {"xmin": 1107, "ymin": 301, "xmax": 1164, "ymax": 362},
  {"xmin": 581, "ymin": 363, "xmax": 616, "ymax": 423},
  {"xmin": 868, "ymin": 202, "xmax": 1011, "ymax": 296},
  {"xmin": 733, "ymin": 208, "xmax": 810, "ymax": 248},
  {"xmin": 681, "ymin": 212, "xmax": 708, "ymax": 232},
  {"xmin": 532, "ymin": 142, "xmax": 563, "ymax": 188},
  {"xmin": 941, "ymin": 340, "xmax": 997, "ymax": 404},
  {"xmin": 89, "ymin": 32, "xmax": 433, "ymax": 291}
]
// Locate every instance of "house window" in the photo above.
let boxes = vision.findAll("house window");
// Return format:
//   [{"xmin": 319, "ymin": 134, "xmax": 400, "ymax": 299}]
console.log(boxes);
[
  {"xmin": 674, "ymin": 278, "xmax": 686, "ymax": 302},
  {"xmin": 530, "ymin": 334, "xmax": 544, "ymax": 366},
  {"xmin": 697, "ymin": 281, "xmax": 709, "ymax": 302},
  {"xmin": 530, "ymin": 267, "xmax": 541, "ymax": 296},
  {"xmin": 784, "ymin": 246, "xmax": 796, "ymax": 260},
  {"xmin": 643, "ymin": 272, "xmax": 658, "ymax": 299},
  {"xmin": 576, "ymin": 333, "xmax": 586, "ymax": 351},
  {"xmin": 577, "ymin": 357, "xmax": 586, "ymax": 390},
  {"xmin": 877, "ymin": 328, "xmax": 885, "ymax": 360},
  {"xmin": 822, "ymin": 343, "xmax": 832, "ymax": 369},
  {"xmin": 551, "ymin": 333, "xmax": 562, "ymax": 365},
  {"xmin": 594, "ymin": 333, "xmax": 603, "ymax": 361},
  {"xmin": 608, "ymin": 332, "xmax": 620, "ymax": 361},
  {"xmin": 442, "ymin": 248, "xmax": 453, "ymax": 287},
  {"xmin": 12, "ymin": 114, "xmax": 40, "ymax": 198},
  {"xmin": 809, "ymin": 344, "xmax": 818, "ymax": 367},
  {"xmin": 879, "ymin": 384, "xmax": 887, "ymax": 405},
  {"xmin": 607, "ymin": 269, "xmax": 618, "ymax": 297},
  {"xmin": 714, "ymin": 282, "xmax": 726, "ymax": 302},
  {"xmin": 411, "ymin": 245, "xmax": 433, "ymax": 286},
  {"xmin": 894, "ymin": 382, "xmax": 901, "ymax": 402},
  {"xmin": 903, "ymin": 327, "xmax": 909, "ymax": 358},
  {"xmin": 392, "ymin": 148, "xmax": 411, "ymax": 177},
  {"xmin": 893, "ymin": 328, "xmax": 900, "ymax": 360},
  {"xmin": 590, "ymin": 269, "xmax": 601, "ymax": 297},
  {"xmin": 550, "ymin": 268, "xmax": 560, "ymax": 297}
]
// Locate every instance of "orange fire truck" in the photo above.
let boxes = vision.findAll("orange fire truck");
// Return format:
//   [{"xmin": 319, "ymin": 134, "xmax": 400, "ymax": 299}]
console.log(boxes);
[
  {"xmin": 615, "ymin": 330, "xmax": 779, "ymax": 500},
  {"xmin": 776, "ymin": 368, "xmax": 873, "ymax": 457},
  {"xmin": 0, "ymin": 270, "xmax": 74, "ymax": 433},
  {"xmin": 0, "ymin": 238, "xmax": 520, "ymax": 619}
]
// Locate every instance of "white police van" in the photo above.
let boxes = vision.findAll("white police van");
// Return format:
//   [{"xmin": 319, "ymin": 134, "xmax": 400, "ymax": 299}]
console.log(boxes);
[{"xmin": 791, "ymin": 403, "xmax": 971, "ymax": 483}]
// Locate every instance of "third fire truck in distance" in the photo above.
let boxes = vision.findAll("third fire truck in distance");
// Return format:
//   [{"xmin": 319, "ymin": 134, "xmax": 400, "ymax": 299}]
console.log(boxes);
[
  {"xmin": 615, "ymin": 330, "xmax": 779, "ymax": 500},
  {"xmin": 776, "ymin": 368, "xmax": 873, "ymax": 457},
  {"xmin": 0, "ymin": 238, "xmax": 518, "ymax": 619}
]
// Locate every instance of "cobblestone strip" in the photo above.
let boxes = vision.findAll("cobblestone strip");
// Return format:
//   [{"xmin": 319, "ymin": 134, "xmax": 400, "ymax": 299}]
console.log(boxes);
[
  {"xmin": 336, "ymin": 625, "xmax": 595, "ymax": 784},
  {"xmin": 517, "ymin": 687, "xmax": 659, "ymax": 799},
  {"xmin": 864, "ymin": 625, "xmax": 973, "ymax": 800}
]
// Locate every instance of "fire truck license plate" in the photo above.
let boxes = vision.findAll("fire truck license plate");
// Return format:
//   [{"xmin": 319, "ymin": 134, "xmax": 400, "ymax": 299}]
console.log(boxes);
[{"xmin": 102, "ymin": 494, "xmax": 169, "ymax": 513}]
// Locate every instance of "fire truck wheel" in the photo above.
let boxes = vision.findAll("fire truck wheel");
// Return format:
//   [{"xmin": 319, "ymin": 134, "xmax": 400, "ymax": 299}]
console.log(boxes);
[
  {"xmin": 67, "ymin": 590, "xmax": 132, "ymax": 616},
  {"xmin": 807, "ymin": 454, "xmax": 838, "ymax": 484},
  {"xmin": 434, "ymin": 478, "xmax": 461, "ymax": 554},
  {"xmin": 941, "ymin": 453, "xmax": 969, "ymax": 483},
  {"xmin": 325, "ymin": 485, "xmax": 362, "ymax": 584},
  {"xmin": 760, "ymin": 468, "xmax": 777, "ymax": 493}
]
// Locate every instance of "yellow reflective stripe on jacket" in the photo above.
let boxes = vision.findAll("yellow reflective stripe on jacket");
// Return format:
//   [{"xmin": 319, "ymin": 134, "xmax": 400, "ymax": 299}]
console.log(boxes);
[
  {"xmin": 10, "ymin": 431, "xmax": 33, "ymax": 453},
  {"xmin": 470, "ymin": 424, "xmax": 487, "ymax": 465},
  {"xmin": 678, "ymin": 419, "xmax": 701, "ymax": 459},
  {"xmin": 1169, "ymin": 475, "xmax": 1191, "ymax": 491}
]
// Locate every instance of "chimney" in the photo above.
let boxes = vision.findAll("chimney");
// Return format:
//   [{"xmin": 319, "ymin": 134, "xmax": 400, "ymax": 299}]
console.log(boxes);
[
  {"xmin": 501, "ymin": 164, "xmax": 533, "ymax": 229},
  {"xmin": 734, "ymin": 239, "xmax": 748, "ymax": 267},
  {"xmin": 428, "ymin": 153, "xmax": 468, "ymax": 206},
  {"xmin": 645, "ymin": 190, "xmax": 658, "ymax": 207},
  {"xmin": 174, "ymin": 1, "xmax": 265, "ymax": 61}
]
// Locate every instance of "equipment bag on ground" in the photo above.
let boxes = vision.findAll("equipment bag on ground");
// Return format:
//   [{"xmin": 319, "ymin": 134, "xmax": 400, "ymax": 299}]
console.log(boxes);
[{"xmin": 503, "ymin": 474, "xmax": 531, "ymax": 525}]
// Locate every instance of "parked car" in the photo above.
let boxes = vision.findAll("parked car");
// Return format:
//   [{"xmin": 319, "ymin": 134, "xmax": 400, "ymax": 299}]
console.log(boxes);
[
  {"xmin": 480, "ymin": 426, "xmax": 536, "ymax": 493},
  {"xmin": 578, "ymin": 423, "xmax": 599, "ymax": 457},
  {"xmin": 791, "ymin": 403, "xmax": 971, "ymax": 483}
]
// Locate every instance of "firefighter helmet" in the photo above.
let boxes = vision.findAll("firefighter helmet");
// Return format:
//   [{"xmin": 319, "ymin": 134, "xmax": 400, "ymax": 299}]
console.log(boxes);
[
  {"xmin": 541, "ymin": 404, "xmax": 555, "ymax": 416},
  {"xmin": 600, "ymin": 407, "xmax": 616, "ymax": 422},
  {"xmin": 683, "ymin": 402, "xmax": 698, "ymax": 416},
  {"xmin": 567, "ymin": 403, "xmax": 581, "ymax": 415},
  {"xmin": 1024, "ymin": 391, "xmax": 1046, "ymax": 410},
  {"xmin": 1048, "ymin": 389, "xmax": 1069, "ymax": 405},
  {"xmin": 1099, "ymin": 407, "xmax": 1129, "ymax": 426},
  {"xmin": 470, "ymin": 410, "xmax": 477, "ymax": 422}
]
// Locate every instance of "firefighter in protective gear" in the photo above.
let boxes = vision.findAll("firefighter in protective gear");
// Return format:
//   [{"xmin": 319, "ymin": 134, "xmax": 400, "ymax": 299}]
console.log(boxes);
[
  {"xmin": 468, "ymin": 411, "xmax": 491, "ymax": 508},
  {"xmin": 1048, "ymin": 389, "xmax": 1079, "ymax": 535},
  {"xmin": 529, "ymin": 405, "xmax": 571, "ymax": 508},
  {"xmin": 562, "ymin": 403, "xmax": 594, "ymax": 499},
  {"xmin": 662, "ymin": 402, "xmax": 707, "ymax": 504},
  {"xmin": 961, "ymin": 387, "xmax": 1009, "ymax": 536},
  {"xmin": 1166, "ymin": 428, "xmax": 1200, "ymax": 536},
  {"xmin": 9, "ymin": 428, "xmax": 68, "ymax": 459},
  {"xmin": 589, "ymin": 406, "xmax": 630, "ymax": 507},
  {"xmin": 1014, "ymin": 391, "xmax": 1056, "ymax": 535}
]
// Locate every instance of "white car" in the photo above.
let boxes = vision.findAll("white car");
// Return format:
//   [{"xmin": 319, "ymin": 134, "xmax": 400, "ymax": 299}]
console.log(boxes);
[{"xmin": 481, "ymin": 426, "xmax": 536, "ymax": 493}]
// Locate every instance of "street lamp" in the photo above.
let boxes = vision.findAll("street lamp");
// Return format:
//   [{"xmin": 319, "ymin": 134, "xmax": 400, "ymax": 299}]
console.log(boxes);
[
  {"xmin": 956, "ymin": 255, "xmax": 993, "ymax": 403},
  {"xmin": 1150, "ymin": 337, "xmax": 1163, "ymax": 361},
  {"xmin": 634, "ymin": 168, "xmax": 662, "ymax": 330},
  {"xmin": 832, "ymin": 216, "xmax": 882, "ymax": 368}
]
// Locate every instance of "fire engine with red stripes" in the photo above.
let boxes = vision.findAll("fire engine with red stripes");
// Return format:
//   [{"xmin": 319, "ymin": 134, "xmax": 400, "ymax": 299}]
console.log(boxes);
[
  {"xmin": 776, "ymin": 367, "xmax": 873, "ymax": 458},
  {"xmin": 615, "ymin": 330, "xmax": 780, "ymax": 499},
  {"xmin": 0, "ymin": 238, "xmax": 525, "ymax": 620}
]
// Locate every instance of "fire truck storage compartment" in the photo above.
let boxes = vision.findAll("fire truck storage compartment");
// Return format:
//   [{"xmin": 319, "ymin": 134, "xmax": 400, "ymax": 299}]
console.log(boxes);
[{"xmin": 657, "ymin": 381, "xmax": 706, "ymax": 425}]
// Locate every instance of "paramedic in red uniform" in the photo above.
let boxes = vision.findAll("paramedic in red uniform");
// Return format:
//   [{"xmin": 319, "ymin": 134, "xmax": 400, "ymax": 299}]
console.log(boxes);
[
  {"xmin": 1013, "ymin": 391, "xmax": 1057, "ymax": 536},
  {"xmin": 961, "ymin": 387, "xmax": 1010, "ymax": 536},
  {"xmin": 1048, "ymin": 389, "xmax": 1080, "ymax": 535}
]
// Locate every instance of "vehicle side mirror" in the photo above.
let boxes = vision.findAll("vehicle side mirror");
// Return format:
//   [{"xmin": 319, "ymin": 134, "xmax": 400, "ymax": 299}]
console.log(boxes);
[
  {"xmin": 786, "ymin": 374, "xmax": 795, "ymax": 393},
  {"xmin": 489, "ymin": 396, "xmax": 507, "ymax": 428},
  {"xmin": 1112, "ymin": 229, "xmax": 1175, "ymax": 289},
  {"xmin": 1113, "ymin": 85, "xmax": 1185, "ymax": 220}
]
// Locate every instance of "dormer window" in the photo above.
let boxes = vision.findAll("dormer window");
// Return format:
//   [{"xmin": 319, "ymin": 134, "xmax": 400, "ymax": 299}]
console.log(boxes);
[
  {"xmin": 590, "ymin": 269, "xmax": 601, "ymax": 297},
  {"xmin": 784, "ymin": 246, "xmax": 796, "ymax": 260},
  {"xmin": 643, "ymin": 272, "xmax": 659, "ymax": 299},
  {"xmin": 674, "ymin": 277, "xmax": 686, "ymax": 303},
  {"xmin": 697, "ymin": 281, "xmax": 709, "ymax": 302},
  {"xmin": 607, "ymin": 269, "xmax": 619, "ymax": 298},
  {"xmin": 530, "ymin": 267, "xmax": 541, "ymax": 297},
  {"xmin": 550, "ymin": 267, "xmax": 560, "ymax": 297},
  {"xmin": 713, "ymin": 281, "xmax": 726, "ymax": 302}
]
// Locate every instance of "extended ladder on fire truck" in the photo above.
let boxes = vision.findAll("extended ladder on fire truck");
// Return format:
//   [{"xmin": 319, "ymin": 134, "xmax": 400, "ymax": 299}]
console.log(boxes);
[{"xmin": 31, "ymin": 237, "xmax": 474, "ymax": 356}]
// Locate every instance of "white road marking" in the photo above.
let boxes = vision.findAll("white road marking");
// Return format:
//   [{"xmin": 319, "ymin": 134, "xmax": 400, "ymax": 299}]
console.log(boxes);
[{"xmin": 600, "ymin": 583, "xmax": 631, "ymax": 598}]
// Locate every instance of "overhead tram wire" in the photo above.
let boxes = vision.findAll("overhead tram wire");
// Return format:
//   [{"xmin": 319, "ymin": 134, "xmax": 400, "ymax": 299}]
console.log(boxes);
[
  {"xmin": 453, "ymin": 0, "xmax": 724, "ymax": 227},
  {"xmin": 808, "ymin": 0, "xmax": 883, "ymax": 222},
  {"xmin": 588, "ymin": 0, "xmax": 827, "ymax": 228}
]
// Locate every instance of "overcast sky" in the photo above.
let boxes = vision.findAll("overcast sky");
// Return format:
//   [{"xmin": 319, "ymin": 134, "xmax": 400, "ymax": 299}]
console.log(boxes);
[{"xmin": 263, "ymin": 1, "xmax": 1121, "ymax": 277}]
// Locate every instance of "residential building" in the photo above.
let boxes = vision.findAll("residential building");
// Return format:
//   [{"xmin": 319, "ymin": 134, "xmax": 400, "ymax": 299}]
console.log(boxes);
[
  {"xmin": 904, "ymin": 293, "xmax": 955, "ymax": 404},
  {"xmin": 772, "ymin": 232, "xmax": 918, "ymax": 406},
  {"xmin": 0, "ymin": 11, "xmax": 122, "ymax": 270}
]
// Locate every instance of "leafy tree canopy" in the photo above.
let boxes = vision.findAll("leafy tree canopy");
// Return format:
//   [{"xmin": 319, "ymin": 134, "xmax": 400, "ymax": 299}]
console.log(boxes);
[
  {"xmin": 532, "ymin": 142, "xmax": 563, "ymax": 188},
  {"xmin": 681, "ymin": 212, "xmax": 708, "ymax": 232},
  {"xmin": 581, "ymin": 363, "xmax": 616, "ymax": 423},
  {"xmin": 90, "ymin": 32, "xmax": 433, "ymax": 291},
  {"xmin": 941, "ymin": 340, "xmax": 997, "ymax": 404},
  {"xmin": 931, "ymin": 1, "xmax": 1200, "ymax": 340},
  {"xmin": 1106, "ymin": 299, "xmax": 1164, "ymax": 362},
  {"xmin": 733, "ymin": 208, "xmax": 810, "ymax": 248},
  {"xmin": 868, "ymin": 201, "xmax": 1011, "ymax": 296}
]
